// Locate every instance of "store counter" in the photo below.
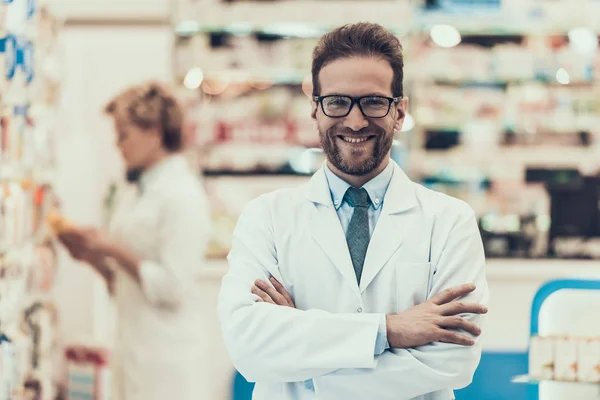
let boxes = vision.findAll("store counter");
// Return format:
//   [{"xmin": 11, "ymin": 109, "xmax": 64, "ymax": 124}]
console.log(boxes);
[{"xmin": 197, "ymin": 259, "xmax": 600, "ymax": 400}]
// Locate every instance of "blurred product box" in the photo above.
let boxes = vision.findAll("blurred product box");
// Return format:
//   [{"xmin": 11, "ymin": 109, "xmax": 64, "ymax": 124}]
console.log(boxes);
[
  {"xmin": 529, "ymin": 335, "xmax": 554, "ymax": 380},
  {"xmin": 64, "ymin": 346, "xmax": 111, "ymax": 400},
  {"xmin": 577, "ymin": 338, "xmax": 600, "ymax": 383},
  {"xmin": 529, "ymin": 335, "xmax": 600, "ymax": 383},
  {"xmin": 554, "ymin": 336, "xmax": 578, "ymax": 381}
]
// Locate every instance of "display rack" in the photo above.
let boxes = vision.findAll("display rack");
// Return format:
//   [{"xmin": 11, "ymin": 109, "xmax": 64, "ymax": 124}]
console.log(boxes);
[
  {"xmin": 512, "ymin": 279, "xmax": 600, "ymax": 399},
  {"xmin": 172, "ymin": 0, "xmax": 600, "ymax": 260},
  {"xmin": 175, "ymin": 0, "xmax": 600, "ymax": 173},
  {"xmin": 0, "ymin": 0, "xmax": 63, "ymax": 399}
]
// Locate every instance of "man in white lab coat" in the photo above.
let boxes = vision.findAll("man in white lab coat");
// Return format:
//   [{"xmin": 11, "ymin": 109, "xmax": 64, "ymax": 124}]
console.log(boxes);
[
  {"xmin": 58, "ymin": 81, "xmax": 211, "ymax": 400},
  {"xmin": 218, "ymin": 23, "xmax": 490, "ymax": 400}
]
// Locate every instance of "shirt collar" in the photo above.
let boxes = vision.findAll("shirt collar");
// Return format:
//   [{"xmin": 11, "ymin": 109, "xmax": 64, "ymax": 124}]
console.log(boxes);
[{"xmin": 324, "ymin": 161, "xmax": 394, "ymax": 210}]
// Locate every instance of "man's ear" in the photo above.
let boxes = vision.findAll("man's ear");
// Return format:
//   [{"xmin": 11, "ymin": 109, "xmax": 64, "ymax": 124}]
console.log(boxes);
[
  {"xmin": 393, "ymin": 97, "xmax": 409, "ymax": 132},
  {"xmin": 311, "ymin": 100, "xmax": 318, "ymax": 120}
]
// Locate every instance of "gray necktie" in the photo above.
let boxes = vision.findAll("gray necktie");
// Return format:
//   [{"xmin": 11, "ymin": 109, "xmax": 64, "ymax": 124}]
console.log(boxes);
[{"xmin": 344, "ymin": 187, "xmax": 371, "ymax": 285}]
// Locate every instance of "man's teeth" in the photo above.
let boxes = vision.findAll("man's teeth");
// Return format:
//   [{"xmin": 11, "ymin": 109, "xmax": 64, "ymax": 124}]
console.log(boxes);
[{"xmin": 341, "ymin": 136, "xmax": 369, "ymax": 143}]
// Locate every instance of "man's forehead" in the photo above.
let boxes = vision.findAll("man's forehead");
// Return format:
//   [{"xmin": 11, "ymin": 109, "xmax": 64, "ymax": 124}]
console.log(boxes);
[{"xmin": 318, "ymin": 57, "xmax": 394, "ymax": 96}]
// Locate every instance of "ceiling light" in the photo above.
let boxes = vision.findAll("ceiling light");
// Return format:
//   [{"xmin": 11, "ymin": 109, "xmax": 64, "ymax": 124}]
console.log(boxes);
[
  {"xmin": 430, "ymin": 24, "xmax": 462, "ymax": 48},
  {"xmin": 556, "ymin": 68, "xmax": 570, "ymax": 85},
  {"xmin": 568, "ymin": 27, "xmax": 598, "ymax": 56},
  {"xmin": 184, "ymin": 67, "xmax": 204, "ymax": 90}
]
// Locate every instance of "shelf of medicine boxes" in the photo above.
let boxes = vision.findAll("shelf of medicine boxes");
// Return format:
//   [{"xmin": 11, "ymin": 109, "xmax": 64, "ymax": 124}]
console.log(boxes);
[
  {"xmin": 174, "ymin": 5, "xmax": 600, "ymax": 87},
  {"xmin": 408, "ymin": 146, "xmax": 598, "ymax": 182},
  {"xmin": 175, "ymin": 15, "xmax": 600, "ymax": 174},
  {"xmin": 511, "ymin": 375, "xmax": 600, "ymax": 386},
  {"xmin": 173, "ymin": 0, "xmax": 600, "ymax": 38},
  {"xmin": 173, "ymin": 0, "xmax": 415, "ymax": 36},
  {"xmin": 0, "ymin": 225, "xmax": 55, "ymax": 333}
]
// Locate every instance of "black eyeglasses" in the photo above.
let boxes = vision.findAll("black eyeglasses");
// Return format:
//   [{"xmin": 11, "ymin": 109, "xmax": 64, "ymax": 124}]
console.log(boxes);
[{"xmin": 313, "ymin": 95, "xmax": 401, "ymax": 118}]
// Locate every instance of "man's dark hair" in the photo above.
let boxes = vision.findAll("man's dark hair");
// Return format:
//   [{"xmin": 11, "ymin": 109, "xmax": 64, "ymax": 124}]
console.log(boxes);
[{"xmin": 311, "ymin": 22, "xmax": 404, "ymax": 98}]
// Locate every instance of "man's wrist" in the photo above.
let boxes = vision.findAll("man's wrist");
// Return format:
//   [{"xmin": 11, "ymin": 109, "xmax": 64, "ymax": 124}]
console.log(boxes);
[
  {"xmin": 384, "ymin": 315, "xmax": 390, "ymax": 350},
  {"xmin": 374, "ymin": 314, "xmax": 390, "ymax": 355}
]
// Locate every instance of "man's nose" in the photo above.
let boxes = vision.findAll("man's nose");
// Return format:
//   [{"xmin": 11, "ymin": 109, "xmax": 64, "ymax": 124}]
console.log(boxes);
[{"xmin": 343, "ymin": 105, "xmax": 369, "ymax": 131}]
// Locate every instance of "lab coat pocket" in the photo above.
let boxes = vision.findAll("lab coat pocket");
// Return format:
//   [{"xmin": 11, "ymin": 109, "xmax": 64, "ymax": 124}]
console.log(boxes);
[{"xmin": 396, "ymin": 262, "xmax": 433, "ymax": 311}]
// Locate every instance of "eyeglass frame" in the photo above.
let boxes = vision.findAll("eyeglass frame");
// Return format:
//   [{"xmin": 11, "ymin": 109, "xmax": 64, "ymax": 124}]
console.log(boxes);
[{"xmin": 313, "ymin": 94, "xmax": 402, "ymax": 119}]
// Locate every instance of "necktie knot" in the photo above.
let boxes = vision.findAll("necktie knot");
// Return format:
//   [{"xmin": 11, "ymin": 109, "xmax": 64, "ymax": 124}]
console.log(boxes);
[{"xmin": 345, "ymin": 187, "xmax": 370, "ymax": 209}]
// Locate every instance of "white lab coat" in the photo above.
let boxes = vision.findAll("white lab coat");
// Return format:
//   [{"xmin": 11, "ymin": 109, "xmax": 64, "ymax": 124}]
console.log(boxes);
[
  {"xmin": 218, "ymin": 161, "xmax": 489, "ymax": 400},
  {"xmin": 108, "ymin": 155, "xmax": 211, "ymax": 400}
]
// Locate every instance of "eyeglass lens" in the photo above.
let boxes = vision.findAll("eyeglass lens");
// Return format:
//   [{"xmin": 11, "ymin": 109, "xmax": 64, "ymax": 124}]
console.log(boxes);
[{"xmin": 322, "ymin": 96, "xmax": 391, "ymax": 118}]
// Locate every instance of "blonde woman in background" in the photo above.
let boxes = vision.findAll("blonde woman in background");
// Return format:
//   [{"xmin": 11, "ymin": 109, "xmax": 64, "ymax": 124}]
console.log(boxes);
[{"xmin": 58, "ymin": 81, "xmax": 211, "ymax": 400}]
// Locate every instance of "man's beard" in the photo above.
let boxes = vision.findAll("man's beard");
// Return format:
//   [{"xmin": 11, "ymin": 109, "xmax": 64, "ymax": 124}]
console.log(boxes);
[
  {"xmin": 319, "ymin": 123, "xmax": 394, "ymax": 176},
  {"xmin": 126, "ymin": 168, "xmax": 143, "ymax": 183}
]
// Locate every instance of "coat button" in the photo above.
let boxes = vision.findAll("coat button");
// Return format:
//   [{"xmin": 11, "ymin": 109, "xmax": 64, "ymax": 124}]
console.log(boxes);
[{"xmin": 357, "ymin": 307, "xmax": 363, "ymax": 313}]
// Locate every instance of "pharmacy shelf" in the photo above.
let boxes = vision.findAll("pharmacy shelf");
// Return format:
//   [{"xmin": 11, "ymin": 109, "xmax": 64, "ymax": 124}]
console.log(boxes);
[
  {"xmin": 430, "ymin": 79, "xmax": 596, "ymax": 87},
  {"xmin": 175, "ymin": 21, "xmax": 406, "ymax": 38},
  {"xmin": 197, "ymin": 68, "xmax": 308, "ymax": 85},
  {"xmin": 409, "ymin": 147, "xmax": 596, "ymax": 173},
  {"xmin": 182, "ymin": 71, "xmax": 596, "ymax": 87},
  {"xmin": 523, "ymin": 279, "xmax": 600, "ymax": 399},
  {"xmin": 174, "ymin": 1, "xmax": 414, "ymax": 37},
  {"xmin": 512, "ymin": 375, "xmax": 600, "ymax": 386},
  {"xmin": 174, "ymin": 2, "xmax": 600, "ymax": 39}
]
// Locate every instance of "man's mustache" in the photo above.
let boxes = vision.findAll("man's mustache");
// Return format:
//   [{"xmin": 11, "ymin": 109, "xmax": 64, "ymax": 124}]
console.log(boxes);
[{"xmin": 327, "ymin": 126, "xmax": 385, "ymax": 137}]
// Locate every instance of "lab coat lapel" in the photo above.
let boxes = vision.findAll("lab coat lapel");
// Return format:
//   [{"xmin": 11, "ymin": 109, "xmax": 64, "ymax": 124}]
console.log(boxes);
[
  {"xmin": 108, "ymin": 184, "xmax": 139, "ymax": 236},
  {"xmin": 305, "ymin": 167, "xmax": 361, "ymax": 297},
  {"xmin": 360, "ymin": 163, "xmax": 419, "ymax": 293}
]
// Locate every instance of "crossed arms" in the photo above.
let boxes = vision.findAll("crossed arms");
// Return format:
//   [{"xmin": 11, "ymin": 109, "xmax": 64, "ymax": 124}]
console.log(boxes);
[{"xmin": 217, "ymin": 198, "xmax": 489, "ymax": 399}]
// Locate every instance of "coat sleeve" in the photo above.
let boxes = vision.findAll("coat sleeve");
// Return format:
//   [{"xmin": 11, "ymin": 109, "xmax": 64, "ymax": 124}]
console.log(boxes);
[
  {"xmin": 137, "ymin": 187, "xmax": 211, "ymax": 309},
  {"xmin": 218, "ymin": 195, "xmax": 383, "ymax": 383},
  {"xmin": 312, "ymin": 205, "xmax": 489, "ymax": 399}
]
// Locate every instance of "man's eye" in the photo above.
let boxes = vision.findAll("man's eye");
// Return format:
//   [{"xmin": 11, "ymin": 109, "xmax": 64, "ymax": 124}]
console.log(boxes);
[
  {"xmin": 326, "ymin": 98, "xmax": 349, "ymax": 107},
  {"xmin": 362, "ymin": 97, "xmax": 387, "ymax": 107}
]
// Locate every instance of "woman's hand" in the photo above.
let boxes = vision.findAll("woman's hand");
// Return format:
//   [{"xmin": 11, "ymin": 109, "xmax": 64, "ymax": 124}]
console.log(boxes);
[{"xmin": 57, "ymin": 227, "xmax": 117, "ymax": 291}]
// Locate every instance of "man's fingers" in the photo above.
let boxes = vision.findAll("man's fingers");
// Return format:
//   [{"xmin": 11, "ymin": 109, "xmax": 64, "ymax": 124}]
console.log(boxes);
[
  {"xmin": 439, "ymin": 316, "xmax": 482, "ymax": 337},
  {"xmin": 255, "ymin": 280, "xmax": 288, "ymax": 306},
  {"xmin": 269, "ymin": 277, "xmax": 295, "ymax": 307},
  {"xmin": 251, "ymin": 286, "xmax": 275, "ymax": 304},
  {"xmin": 438, "ymin": 329, "xmax": 476, "ymax": 346},
  {"xmin": 430, "ymin": 284, "xmax": 476, "ymax": 305},
  {"xmin": 440, "ymin": 301, "xmax": 488, "ymax": 316}
]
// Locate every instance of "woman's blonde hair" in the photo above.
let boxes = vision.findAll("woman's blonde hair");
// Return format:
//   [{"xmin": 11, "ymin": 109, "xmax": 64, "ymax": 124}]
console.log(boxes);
[{"xmin": 104, "ymin": 81, "xmax": 184, "ymax": 151}]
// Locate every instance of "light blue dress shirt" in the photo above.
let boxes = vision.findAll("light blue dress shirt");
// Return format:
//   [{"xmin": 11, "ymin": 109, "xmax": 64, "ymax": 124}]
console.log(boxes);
[{"xmin": 304, "ymin": 161, "xmax": 394, "ymax": 391}]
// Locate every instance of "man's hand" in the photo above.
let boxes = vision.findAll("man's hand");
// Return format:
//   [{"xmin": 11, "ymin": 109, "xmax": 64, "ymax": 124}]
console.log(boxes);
[
  {"xmin": 386, "ymin": 283, "xmax": 487, "ymax": 349},
  {"xmin": 252, "ymin": 278, "xmax": 295, "ymax": 308}
]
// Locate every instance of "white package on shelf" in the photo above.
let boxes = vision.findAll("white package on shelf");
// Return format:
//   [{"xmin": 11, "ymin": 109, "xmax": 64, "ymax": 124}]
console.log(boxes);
[
  {"xmin": 0, "ymin": 337, "xmax": 15, "ymax": 400},
  {"xmin": 577, "ymin": 338, "xmax": 600, "ymax": 383},
  {"xmin": 554, "ymin": 336, "xmax": 579, "ymax": 381},
  {"xmin": 529, "ymin": 335, "xmax": 555, "ymax": 380},
  {"xmin": 4, "ymin": 0, "xmax": 28, "ymax": 36}
]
